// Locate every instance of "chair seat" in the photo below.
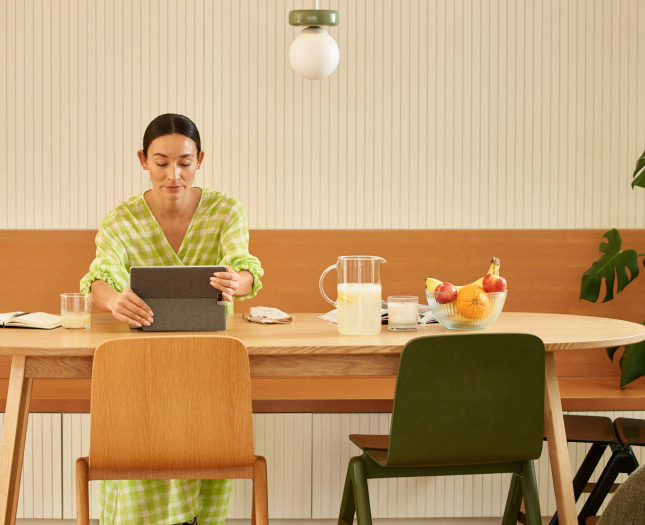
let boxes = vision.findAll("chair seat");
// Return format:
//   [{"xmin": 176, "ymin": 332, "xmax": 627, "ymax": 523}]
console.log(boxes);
[
  {"xmin": 614, "ymin": 418, "xmax": 645, "ymax": 446},
  {"xmin": 349, "ymin": 434, "xmax": 389, "ymax": 451},
  {"xmin": 365, "ymin": 450, "xmax": 388, "ymax": 466},
  {"xmin": 544, "ymin": 415, "xmax": 618, "ymax": 444}
]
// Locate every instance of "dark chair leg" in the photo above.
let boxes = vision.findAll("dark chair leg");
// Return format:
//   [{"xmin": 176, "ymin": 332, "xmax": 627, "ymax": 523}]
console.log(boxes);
[
  {"xmin": 339, "ymin": 459, "xmax": 357, "ymax": 525},
  {"xmin": 577, "ymin": 449, "xmax": 639, "ymax": 525},
  {"xmin": 502, "ymin": 472, "xmax": 524, "ymax": 525},
  {"xmin": 521, "ymin": 461, "xmax": 542, "ymax": 525},
  {"xmin": 548, "ymin": 444, "xmax": 609, "ymax": 525},
  {"xmin": 349, "ymin": 457, "xmax": 373, "ymax": 525},
  {"xmin": 572, "ymin": 444, "xmax": 608, "ymax": 499}
]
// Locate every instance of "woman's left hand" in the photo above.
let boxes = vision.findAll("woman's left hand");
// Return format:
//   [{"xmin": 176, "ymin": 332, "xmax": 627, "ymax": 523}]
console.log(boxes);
[{"xmin": 210, "ymin": 266, "xmax": 247, "ymax": 302}]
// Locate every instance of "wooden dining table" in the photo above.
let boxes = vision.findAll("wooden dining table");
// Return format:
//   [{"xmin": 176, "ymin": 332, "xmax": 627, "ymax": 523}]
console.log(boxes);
[{"xmin": 2, "ymin": 311, "xmax": 645, "ymax": 525}]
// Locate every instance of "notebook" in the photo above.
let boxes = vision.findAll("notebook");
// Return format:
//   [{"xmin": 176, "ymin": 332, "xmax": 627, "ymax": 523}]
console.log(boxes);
[
  {"xmin": 129, "ymin": 266, "xmax": 227, "ymax": 332},
  {"xmin": 0, "ymin": 311, "xmax": 62, "ymax": 329}
]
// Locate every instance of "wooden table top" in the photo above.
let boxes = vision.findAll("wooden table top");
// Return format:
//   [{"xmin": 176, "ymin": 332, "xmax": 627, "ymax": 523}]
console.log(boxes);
[{"xmin": 2, "ymin": 312, "xmax": 645, "ymax": 357}]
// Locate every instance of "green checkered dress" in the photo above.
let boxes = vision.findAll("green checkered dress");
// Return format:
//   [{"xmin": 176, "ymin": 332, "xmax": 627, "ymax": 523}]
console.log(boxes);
[
  {"xmin": 80, "ymin": 188, "xmax": 263, "ymax": 309},
  {"xmin": 81, "ymin": 188, "xmax": 263, "ymax": 524},
  {"xmin": 99, "ymin": 479, "xmax": 234, "ymax": 524}
]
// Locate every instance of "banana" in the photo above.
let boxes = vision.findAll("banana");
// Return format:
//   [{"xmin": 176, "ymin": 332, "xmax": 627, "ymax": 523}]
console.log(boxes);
[
  {"xmin": 488, "ymin": 257, "xmax": 501, "ymax": 276},
  {"xmin": 425, "ymin": 257, "xmax": 501, "ymax": 293},
  {"xmin": 425, "ymin": 277, "xmax": 443, "ymax": 292},
  {"xmin": 460, "ymin": 257, "xmax": 501, "ymax": 289}
]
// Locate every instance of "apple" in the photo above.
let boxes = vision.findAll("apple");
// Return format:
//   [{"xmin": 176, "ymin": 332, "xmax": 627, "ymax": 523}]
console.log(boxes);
[
  {"xmin": 434, "ymin": 282, "xmax": 458, "ymax": 304},
  {"xmin": 483, "ymin": 273, "xmax": 507, "ymax": 293}
]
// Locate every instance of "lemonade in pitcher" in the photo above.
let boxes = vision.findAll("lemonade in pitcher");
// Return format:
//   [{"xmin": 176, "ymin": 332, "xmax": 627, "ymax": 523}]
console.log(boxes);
[
  {"xmin": 336, "ymin": 283, "xmax": 382, "ymax": 335},
  {"xmin": 320, "ymin": 255, "xmax": 386, "ymax": 335}
]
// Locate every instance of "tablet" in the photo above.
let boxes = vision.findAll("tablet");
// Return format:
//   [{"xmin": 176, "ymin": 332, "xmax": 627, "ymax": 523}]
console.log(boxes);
[{"xmin": 130, "ymin": 266, "xmax": 227, "ymax": 332}]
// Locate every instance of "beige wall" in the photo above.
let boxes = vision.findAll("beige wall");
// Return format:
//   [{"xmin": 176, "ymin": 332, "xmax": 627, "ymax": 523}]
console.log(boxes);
[{"xmin": 1, "ymin": 0, "xmax": 644, "ymax": 230}]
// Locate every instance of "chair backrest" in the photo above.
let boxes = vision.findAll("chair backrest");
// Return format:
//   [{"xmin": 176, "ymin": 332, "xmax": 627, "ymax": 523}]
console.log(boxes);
[
  {"xmin": 89, "ymin": 336, "xmax": 254, "ymax": 471},
  {"xmin": 385, "ymin": 333, "xmax": 545, "ymax": 467}
]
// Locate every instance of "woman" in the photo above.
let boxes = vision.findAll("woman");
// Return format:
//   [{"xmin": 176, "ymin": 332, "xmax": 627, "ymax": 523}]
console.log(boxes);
[{"xmin": 81, "ymin": 113, "xmax": 263, "ymax": 524}]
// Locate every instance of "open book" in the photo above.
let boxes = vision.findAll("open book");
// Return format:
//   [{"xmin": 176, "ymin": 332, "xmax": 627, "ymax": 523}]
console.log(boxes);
[{"xmin": 0, "ymin": 311, "xmax": 62, "ymax": 330}]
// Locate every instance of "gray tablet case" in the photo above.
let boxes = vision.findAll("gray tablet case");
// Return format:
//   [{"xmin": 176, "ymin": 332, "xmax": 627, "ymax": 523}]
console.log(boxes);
[{"xmin": 130, "ymin": 266, "xmax": 227, "ymax": 332}]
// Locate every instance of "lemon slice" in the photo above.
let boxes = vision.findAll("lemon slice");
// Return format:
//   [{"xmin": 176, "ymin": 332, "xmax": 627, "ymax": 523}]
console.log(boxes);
[{"xmin": 337, "ymin": 293, "xmax": 357, "ymax": 303}]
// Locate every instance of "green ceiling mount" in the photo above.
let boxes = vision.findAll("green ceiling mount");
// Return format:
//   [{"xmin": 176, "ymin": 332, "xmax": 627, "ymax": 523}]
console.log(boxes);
[{"xmin": 289, "ymin": 9, "xmax": 339, "ymax": 27}]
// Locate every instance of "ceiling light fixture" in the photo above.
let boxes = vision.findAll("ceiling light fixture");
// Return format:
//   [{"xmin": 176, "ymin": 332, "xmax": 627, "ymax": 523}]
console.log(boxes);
[{"xmin": 288, "ymin": 1, "xmax": 339, "ymax": 80}]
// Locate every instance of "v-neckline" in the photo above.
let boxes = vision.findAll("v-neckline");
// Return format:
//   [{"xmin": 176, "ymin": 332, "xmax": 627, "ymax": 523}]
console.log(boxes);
[{"xmin": 141, "ymin": 188, "xmax": 204, "ymax": 261}]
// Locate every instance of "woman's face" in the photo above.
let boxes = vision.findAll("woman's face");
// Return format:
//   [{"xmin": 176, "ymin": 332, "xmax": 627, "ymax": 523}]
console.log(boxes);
[{"xmin": 137, "ymin": 134, "xmax": 205, "ymax": 200}]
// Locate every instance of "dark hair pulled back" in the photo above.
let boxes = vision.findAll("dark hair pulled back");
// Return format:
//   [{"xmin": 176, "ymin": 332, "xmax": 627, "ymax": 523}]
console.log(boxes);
[{"xmin": 142, "ymin": 113, "xmax": 201, "ymax": 157}]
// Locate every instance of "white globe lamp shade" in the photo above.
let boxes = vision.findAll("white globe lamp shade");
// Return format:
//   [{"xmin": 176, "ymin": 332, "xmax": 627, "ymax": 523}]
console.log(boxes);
[{"xmin": 289, "ymin": 26, "xmax": 339, "ymax": 80}]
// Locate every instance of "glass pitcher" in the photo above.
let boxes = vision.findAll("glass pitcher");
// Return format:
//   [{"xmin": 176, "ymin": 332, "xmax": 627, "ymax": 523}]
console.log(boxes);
[{"xmin": 319, "ymin": 256, "xmax": 386, "ymax": 335}]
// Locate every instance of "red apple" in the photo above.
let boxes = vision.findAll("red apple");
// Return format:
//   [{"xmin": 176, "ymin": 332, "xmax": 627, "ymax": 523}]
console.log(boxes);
[
  {"xmin": 483, "ymin": 273, "xmax": 507, "ymax": 293},
  {"xmin": 434, "ymin": 282, "xmax": 458, "ymax": 304}
]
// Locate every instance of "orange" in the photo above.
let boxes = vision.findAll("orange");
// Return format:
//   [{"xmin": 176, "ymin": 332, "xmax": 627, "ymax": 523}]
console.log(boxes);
[{"xmin": 456, "ymin": 285, "xmax": 490, "ymax": 320}]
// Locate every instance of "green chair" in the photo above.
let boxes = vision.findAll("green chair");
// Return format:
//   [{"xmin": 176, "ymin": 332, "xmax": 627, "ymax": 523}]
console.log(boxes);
[{"xmin": 338, "ymin": 333, "xmax": 546, "ymax": 525}]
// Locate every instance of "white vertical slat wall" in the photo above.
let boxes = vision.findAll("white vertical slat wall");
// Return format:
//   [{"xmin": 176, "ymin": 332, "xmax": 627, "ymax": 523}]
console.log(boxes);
[
  {"xmin": 3, "ymin": 0, "xmax": 645, "ymax": 521},
  {"xmin": 1, "ymin": 0, "xmax": 645, "ymax": 231},
  {"xmin": 226, "ymin": 414, "xmax": 313, "ymax": 519},
  {"xmin": 3, "ymin": 410, "xmax": 644, "ymax": 520},
  {"xmin": 0, "ymin": 414, "xmax": 63, "ymax": 519}
]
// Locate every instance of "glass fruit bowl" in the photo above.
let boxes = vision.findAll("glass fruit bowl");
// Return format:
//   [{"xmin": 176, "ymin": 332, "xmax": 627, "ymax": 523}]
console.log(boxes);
[{"xmin": 425, "ymin": 289, "xmax": 508, "ymax": 330}]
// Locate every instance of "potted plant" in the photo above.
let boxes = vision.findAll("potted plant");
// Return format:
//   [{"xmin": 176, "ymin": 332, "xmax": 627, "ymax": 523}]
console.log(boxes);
[{"xmin": 581, "ymin": 148, "xmax": 645, "ymax": 387}]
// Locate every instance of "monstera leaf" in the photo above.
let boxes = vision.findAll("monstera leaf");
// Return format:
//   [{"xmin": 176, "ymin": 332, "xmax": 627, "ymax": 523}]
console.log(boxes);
[
  {"xmin": 581, "ymin": 150, "xmax": 645, "ymax": 388},
  {"xmin": 606, "ymin": 332, "xmax": 645, "ymax": 388},
  {"xmin": 580, "ymin": 229, "xmax": 640, "ymax": 303},
  {"xmin": 631, "ymin": 148, "xmax": 645, "ymax": 189},
  {"xmin": 618, "ymin": 339, "xmax": 645, "ymax": 388}
]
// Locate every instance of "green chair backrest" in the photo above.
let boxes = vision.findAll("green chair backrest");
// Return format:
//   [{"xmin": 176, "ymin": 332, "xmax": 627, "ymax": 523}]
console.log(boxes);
[{"xmin": 385, "ymin": 333, "xmax": 545, "ymax": 467}]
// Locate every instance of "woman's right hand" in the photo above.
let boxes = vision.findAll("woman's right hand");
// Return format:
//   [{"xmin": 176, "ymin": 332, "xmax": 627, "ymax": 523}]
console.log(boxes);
[{"xmin": 107, "ymin": 286, "xmax": 154, "ymax": 327}]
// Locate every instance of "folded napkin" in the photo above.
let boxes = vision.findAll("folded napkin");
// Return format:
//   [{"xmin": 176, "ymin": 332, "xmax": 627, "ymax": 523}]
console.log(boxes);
[{"xmin": 243, "ymin": 307, "xmax": 293, "ymax": 324}]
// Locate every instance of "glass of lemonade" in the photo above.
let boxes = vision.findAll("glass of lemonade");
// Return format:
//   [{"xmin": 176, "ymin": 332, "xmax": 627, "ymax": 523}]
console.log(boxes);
[{"xmin": 60, "ymin": 293, "xmax": 92, "ymax": 329}]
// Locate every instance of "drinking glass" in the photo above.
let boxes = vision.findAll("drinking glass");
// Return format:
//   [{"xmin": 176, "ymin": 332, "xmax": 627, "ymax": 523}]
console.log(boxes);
[
  {"xmin": 387, "ymin": 296, "xmax": 418, "ymax": 331},
  {"xmin": 60, "ymin": 293, "xmax": 92, "ymax": 329}
]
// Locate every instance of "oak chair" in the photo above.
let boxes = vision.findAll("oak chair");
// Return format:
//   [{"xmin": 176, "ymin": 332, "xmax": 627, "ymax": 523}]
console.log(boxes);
[
  {"xmin": 338, "ymin": 333, "xmax": 545, "ymax": 525},
  {"xmin": 75, "ymin": 336, "xmax": 268, "ymax": 524}
]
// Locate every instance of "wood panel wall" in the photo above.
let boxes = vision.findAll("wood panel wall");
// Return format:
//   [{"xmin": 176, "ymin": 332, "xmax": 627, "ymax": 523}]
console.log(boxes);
[
  {"xmin": 2, "ymin": 229, "xmax": 645, "ymax": 320},
  {"xmin": 2, "ymin": 228, "xmax": 645, "ymax": 398}
]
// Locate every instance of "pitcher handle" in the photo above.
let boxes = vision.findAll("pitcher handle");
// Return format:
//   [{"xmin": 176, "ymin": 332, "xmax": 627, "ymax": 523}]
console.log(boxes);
[{"xmin": 319, "ymin": 264, "xmax": 337, "ymax": 307}]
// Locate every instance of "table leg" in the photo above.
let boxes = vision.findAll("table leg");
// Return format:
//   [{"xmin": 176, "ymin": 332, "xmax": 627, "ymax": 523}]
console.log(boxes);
[
  {"xmin": 0, "ymin": 356, "xmax": 33, "ymax": 525},
  {"xmin": 544, "ymin": 353, "xmax": 577, "ymax": 525}
]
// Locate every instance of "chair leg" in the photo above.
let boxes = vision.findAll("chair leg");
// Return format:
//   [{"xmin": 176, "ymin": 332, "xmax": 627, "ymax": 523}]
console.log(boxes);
[
  {"xmin": 571, "ymin": 444, "xmax": 608, "ymax": 500},
  {"xmin": 338, "ymin": 459, "xmax": 357, "ymax": 525},
  {"xmin": 502, "ymin": 472, "xmax": 523, "ymax": 525},
  {"xmin": 549, "ymin": 444, "xmax": 609, "ymax": 525},
  {"xmin": 252, "ymin": 456, "xmax": 269, "ymax": 525},
  {"xmin": 578, "ymin": 449, "xmax": 639, "ymax": 525},
  {"xmin": 75, "ymin": 457, "xmax": 90, "ymax": 525},
  {"xmin": 521, "ymin": 461, "xmax": 542, "ymax": 525},
  {"xmin": 348, "ymin": 456, "xmax": 373, "ymax": 525}
]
